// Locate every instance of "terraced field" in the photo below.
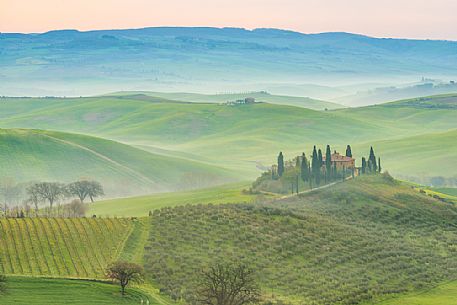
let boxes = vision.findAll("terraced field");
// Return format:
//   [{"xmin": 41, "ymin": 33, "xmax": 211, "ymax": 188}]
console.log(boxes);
[{"xmin": 0, "ymin": 218, "xmax": 133, "ymax": 278}]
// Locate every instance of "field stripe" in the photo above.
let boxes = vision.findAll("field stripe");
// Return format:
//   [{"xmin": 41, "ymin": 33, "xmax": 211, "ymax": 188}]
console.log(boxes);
[
  {"xmin": 38, "ymin": 218, "xmax": 69, "ymax": 276},
  {"xmin": 49, "ymin": 218, "xmax": 81, "ymax": 277},
  {"xmin": 0, "ymin": 220, "xmax": 14, "ymax": 273},
  {"xmin": 26, "ymin": 219, "xmax": 52, "ymax": 275},
  {"xmin": 66, "ymin": 219, "xmax": 96, "ymax": 276},
  {"xmin": 14, "ymin": 218, "xmax": 41, "ymax": 275},
  {"xmin": 32, "ymin": 218, "xmax": 60, "ymax": 276},
  {"xmin": 73, "ymin": 218, "xmax": 104, "ymax": 274},
  {"xmin": 1, "ymin": 219, "xmax": 23, "ymax": 274}
]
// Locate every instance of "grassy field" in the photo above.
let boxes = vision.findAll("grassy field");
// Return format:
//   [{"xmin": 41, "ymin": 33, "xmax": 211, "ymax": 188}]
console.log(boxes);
[
  {"xmin": 0, "ymin": 217, "xmax": 132, "ymax": 278},
  {"xmin": 0, "ymin": 128, "xmax": 237, "ymax": 197},
  {"xmin": 0, "ymin": 93, "xmax": 456, "ymax": 184},
  {"xmin": 371, "ymin": 281, "xmax": 457, "ymax": 305},
  {"xmin": 107, "ymin": 91, "xmax": 344, "ymax": 110},
  {"xmin": 145, "ymin": 174, "xmax": 457, "ymax": 305},
  {"xmin": 432, "ymin": 187, "xmax": 457, "ymax": 197},
  {"xmin": 353, "ymin": 129, "xmax": 457, "ymax": 184},
  {"xmin": 0, "ymin": 276, "xmax": 150, "ymax": 305},
  {"xmin": 90, "ymin": 182, "xmax": 260, "ymax": 217}
]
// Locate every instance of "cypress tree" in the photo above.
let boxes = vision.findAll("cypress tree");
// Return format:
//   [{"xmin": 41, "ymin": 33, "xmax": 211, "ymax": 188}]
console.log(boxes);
[
  {"xmin": 378, "ymin": 157, "xmax": 382, "ymax": 173},
  {"xmin": 308, "ymin": 163, "xmax": 313, "ymax": 189},
  {"xmin": 300, "ymin": 153, "xmax": 309, "ymax": 182},
  {"xmin": 317, "ymin": 149, "xmax": 323, "ymax": 186},
  {"xmin": 345, "ymin": 145, "xmax": 352, "ymax": 158},
  {"xmin": 311, "ymin": 146, "xmax": 318, "ymax": 173},
  {"xmin": 311, "ymin": 146, "xmax": 320, "ymax": 186},
  {"xmin": 277, "ymin": 152, "xmax": 284, "ymax": 177},
  {"xmin": 325, "ymin": 145, "xmax": 332, "ymax": 182},
  {"xmin": 369, "ymin": 147, "xmax": 377, "ymax": 172},
  {"xmin": 361, "ymin": 157, "xmax": 367, "ymax": 174}
]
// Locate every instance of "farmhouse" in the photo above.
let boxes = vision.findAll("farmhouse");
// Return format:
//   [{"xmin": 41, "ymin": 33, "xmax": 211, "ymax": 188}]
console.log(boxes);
[{"xmin": 322, "ymin": 151, "xmax": 355, "ymax": 170}]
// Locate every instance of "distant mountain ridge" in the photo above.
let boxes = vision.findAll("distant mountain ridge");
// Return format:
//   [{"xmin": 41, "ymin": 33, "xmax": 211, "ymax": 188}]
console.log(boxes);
[{"xmin": 1, "ymin": 27, "xmax": 457, "ymax": 97}]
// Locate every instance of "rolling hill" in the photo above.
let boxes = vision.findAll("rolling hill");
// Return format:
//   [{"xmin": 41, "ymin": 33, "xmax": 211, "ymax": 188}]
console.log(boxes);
[
  {"xmin": 0, "ymin": 93, "xmax": 456, "ymax": 185},
  {"xmin": 0, "ymin": 129, "xmax": 237, "ymax": 196},
  {"xmin": 144, "ymin": 174, "xmax": 457, "ymax": 305},
  {"xmin": 2, "ymin": 28, "xmax": 457, "ymax": 97},
  {"xmin": 2, "ymin": 175, "xmax": 457, "ymax": 304},
  {"xmin": 354, "ymin": 129, "xmax": 457, "ymax": 185},
  {"xmin": 107, "ymin": 91, "xmax": 343, "ymax": 110},
  {"xmin": 90, "ymin": 182, "xmax": 261, "ymax": 217}
]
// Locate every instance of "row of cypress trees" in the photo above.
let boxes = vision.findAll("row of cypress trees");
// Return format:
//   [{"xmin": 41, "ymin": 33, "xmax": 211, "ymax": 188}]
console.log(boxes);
[
  {"xmin": 276, "ymin": 145, "xmax": 380, "ymax": 190},
  {"xmin": 361, "ymin": 147, "xmax": 382, "ymax": 174}
]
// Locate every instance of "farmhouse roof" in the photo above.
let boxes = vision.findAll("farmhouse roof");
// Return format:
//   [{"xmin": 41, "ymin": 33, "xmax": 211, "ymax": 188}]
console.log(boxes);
[{"xmin": 322, "ymin": 152, "xmax": 354, "ymax": 162}]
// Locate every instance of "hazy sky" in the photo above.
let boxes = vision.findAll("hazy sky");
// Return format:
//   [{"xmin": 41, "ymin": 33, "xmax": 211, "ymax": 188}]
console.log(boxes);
[{"xmin": 1, "ymin": 0, "xmax": 457, "ymax": 40}]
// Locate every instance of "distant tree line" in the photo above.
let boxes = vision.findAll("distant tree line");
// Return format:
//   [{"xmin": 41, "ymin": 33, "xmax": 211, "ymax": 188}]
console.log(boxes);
[{"xmin": 0, "ymin": 179, "xmax": 104, "ymax": 218}]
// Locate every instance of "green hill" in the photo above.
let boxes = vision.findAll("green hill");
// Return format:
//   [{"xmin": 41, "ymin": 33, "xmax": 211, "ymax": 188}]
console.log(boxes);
[
  {"xmin": 107, "ymin": 91, "xmax": 344, "ymax": 110},
  {"xmin": 0, "ymin": 93, "xmax": 456, "ymax": 183},
  {"xmin": 90, "ymin": 182, "xmax": 262, "ymax": 217},
  {"xmin": 354, "ymin": 129, "xmax": 457, "ymax": 185},
  {"xmin": 144, "ymin": 174, "xmax": 457, "ymax": 305},
  {"xmin": 0, "ymin": 217, "xmax": 132, "ymax": 278},
  {"xmin": 0, "ymin": 129, "xmax": 237, "ymax": 196}
]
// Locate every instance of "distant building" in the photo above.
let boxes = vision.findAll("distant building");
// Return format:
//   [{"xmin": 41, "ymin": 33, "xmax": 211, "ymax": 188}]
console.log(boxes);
[
  {"xmin": 322, "ymin": 151, "xmax": 355, "ymax": 170},
  {"xmin": 225, "ymin": 97, "xmax": 256, "ymax": 106}
]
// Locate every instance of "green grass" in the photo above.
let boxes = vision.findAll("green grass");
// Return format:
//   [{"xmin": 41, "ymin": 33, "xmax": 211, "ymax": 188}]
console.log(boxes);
[
  {"xmin": 0, "ymin": 276, "xmax": 151, "ymax": 305},
  {"xmin": 0, "ymin": 93, "xmax": 456, "ymax": 184},
  {"xmin": 0, "ymin": 217, "xmax": 132, "ymax": 278},
  {"xmin": 107, "ymin": 91, "xmax": 344, "ymax": 110},
  {"xmin": 353, "ymin": 129, "xmax": 457, "ymax": 184},
  {"xmin": 144, "ymin": 174, "xmax": 457, "ymax": 305},
  {"xmin": 117, "ymin": 218, "xmax": 150, "ymax": 264},
  {"xmin": 90, "ymin": 182, "xmax": 260, "ymax": 217},
  {"xmin": 432, "ymin": 187, "xmax": 457, "ymax": 197},
  {"xmin": 0, "ymin": 128, "xmax": 237, "ymax": 197},
  {"xmin": 372, "ymin": 281, "xmax": 457, "ymax": 305}
]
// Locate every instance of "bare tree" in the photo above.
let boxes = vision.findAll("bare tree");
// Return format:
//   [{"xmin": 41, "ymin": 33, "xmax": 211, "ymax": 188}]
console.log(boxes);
[
  {"xmin": 67, "ymin": 180, "xmax": 104, "ymax": 203},
  {"xmin": 32, "ymin": 182, "xmax": 65, "ymax": 211},
  {"xmin": 106, "ymin": 261, "xmax": 144, "ymax": 295},
  {"xmin": 197, "ymin": 263, "xmax": 260, "ymax": 305},
  {"xmin": 26, "ymin": 184, "xmax": 42, "ymax": 215}
]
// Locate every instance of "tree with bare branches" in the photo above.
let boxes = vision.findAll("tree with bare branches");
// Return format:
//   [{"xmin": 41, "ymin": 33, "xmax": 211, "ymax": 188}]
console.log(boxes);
[
  {"xmin": 32, "ymin": 182, "xmax": 65, "ymax": 210},
  {"xmin": 67, "ymin": 180, "xmax": 104, "ymax": 203},
  {"xmin": 197, "ymin": 263, "xmax": 260, "ymax": 305}
]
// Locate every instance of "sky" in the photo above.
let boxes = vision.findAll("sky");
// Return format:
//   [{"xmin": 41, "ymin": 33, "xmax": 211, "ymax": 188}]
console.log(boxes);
[{"xmin": 1, "ymin": 0, "xmax": 457, "ymax": 40}]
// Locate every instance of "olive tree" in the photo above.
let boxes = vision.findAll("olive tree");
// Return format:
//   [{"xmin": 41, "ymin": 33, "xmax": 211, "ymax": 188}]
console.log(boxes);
[
  {"xmin": 197, "ymin": 263, "xmax": 260, "ymax": 305},
  {"xmin": 106, "ymin": 261, "xmax": 144, "ymax": 295}
]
